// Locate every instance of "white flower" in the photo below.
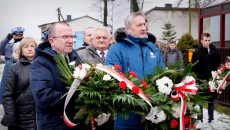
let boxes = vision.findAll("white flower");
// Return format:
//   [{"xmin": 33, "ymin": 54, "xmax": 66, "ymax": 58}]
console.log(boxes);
[
  {"xmin": 82, "ymin": 64, "xmax": 91, "ymax": 71},
  {"xmin": 145, "ymin": 107, "xmax": 166, "ymax": 124},
  {"xmin": 171, "ymin": 105, "xmax": 186, "ymax": 119},
  {"xmin": 103, "ymin": 74, "xmax": 111, "ymax": 81},
  {"xmin": 96, "ymin": 63, "xmax": 103, "ymax": 66},
  {"xmin": 72, "ymin": 67, "xmax": 81, "ymax": 78},
  {"xmin": 69, "ymin": 61, "xmax": 75, "ymax": 66},
  {"xmin": 194, "ymin": 105, "xmax": 200, "ymax": 112},
  {"xmin": 211, "ymin": 71, "xmax": 219, "ymax": 79},
  {"xmin": 217, "ymin": 80, "xmax": 227, "ymax": 90},
  {"xmin": 94, "ymin": 113, "xmax": 111, "ymax": 126},
  {"xmin": 156, "ymin": 77, "xmax": 173, "ymax": 95}
]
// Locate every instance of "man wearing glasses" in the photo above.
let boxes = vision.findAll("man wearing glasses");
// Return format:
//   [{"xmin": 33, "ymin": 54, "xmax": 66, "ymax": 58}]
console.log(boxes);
[{"xmin": 30, "ymin": 22, "xmax": 90, "ymax": 130}]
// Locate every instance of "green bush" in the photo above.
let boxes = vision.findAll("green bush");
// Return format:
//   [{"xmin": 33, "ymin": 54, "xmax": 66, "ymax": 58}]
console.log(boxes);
[{"xmin": 177, "ymin": 33, "xmax": 198, "ymax": 53}]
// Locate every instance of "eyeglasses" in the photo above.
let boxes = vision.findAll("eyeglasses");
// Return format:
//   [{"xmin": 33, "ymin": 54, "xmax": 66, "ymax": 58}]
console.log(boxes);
[{"xmin": 52, "ymin": 35, "xmax": 76, "ymax": 40}]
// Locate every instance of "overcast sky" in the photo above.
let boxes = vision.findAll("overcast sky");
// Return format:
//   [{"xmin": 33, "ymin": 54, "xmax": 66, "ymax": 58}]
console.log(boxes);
[{"xmin": 0, "ymin": 0, "xmax": 181, "ymax": 41}]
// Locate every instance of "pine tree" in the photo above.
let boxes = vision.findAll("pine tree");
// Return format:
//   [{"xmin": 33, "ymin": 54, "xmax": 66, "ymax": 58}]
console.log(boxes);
[{"xmin": 161, "ymin": 22, "xmax": 177, "ymax": 44}]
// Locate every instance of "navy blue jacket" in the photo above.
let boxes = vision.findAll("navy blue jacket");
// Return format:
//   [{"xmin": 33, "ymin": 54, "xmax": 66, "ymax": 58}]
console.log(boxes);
[
  {"xmin": 105, "ymin": 35, "xmax": 164, "ymax": 129},
  {"xmin": 30, "ymin": 41, "xmax": 89, "ymax": 130},
  {"xmin": 0, "ymin": 58, "xmax": 17, "ymax": 104}
]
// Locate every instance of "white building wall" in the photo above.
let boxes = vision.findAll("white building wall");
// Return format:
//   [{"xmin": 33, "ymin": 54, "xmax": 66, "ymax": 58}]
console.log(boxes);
[{"xmin": 146, "ymin": 10, "xmax": 199, "ymax": 43}]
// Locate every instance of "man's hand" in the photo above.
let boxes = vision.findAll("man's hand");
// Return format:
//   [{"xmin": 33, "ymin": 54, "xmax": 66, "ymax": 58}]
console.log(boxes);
[{"xmin": 7, "ymin": 33, "xmax": 13, "ymax": 40}]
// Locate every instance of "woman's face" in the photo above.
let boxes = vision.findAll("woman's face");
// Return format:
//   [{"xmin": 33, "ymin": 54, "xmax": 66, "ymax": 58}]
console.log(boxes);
[{"xmin": 21, "ymin": 42, "xmax": 36, "ymax": 60}]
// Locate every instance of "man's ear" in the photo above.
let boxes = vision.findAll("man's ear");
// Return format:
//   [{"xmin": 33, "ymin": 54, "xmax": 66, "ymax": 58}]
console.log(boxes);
[
  {"xmin": 49, "ymin": 38, "xmax": 54, "ymax": 47},
  {"xmin": 125, "ymin": 26, "xmax": 129, "ymax": 33}
]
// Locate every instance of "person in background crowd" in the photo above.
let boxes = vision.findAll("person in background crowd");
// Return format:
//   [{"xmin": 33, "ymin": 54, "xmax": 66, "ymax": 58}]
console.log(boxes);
[
  {"xmin": 105, "ymin": 12, "xmax": 164, "ymax": 130},
  {"xmin": 30, "ymin": 22, "xmax": 90, "ymax": 130},
  {"xmin": 0, "ymin": 42, "xmax": 20, "ymax": 104},
  {"xmin": 76, "ymin": 27, "xmax": 95, "ymax": 51},
  {"xmin": 0, "ymin": 27, "xmax": 25, "ymax": 62},
  {"xmin": 2, "ymin": 37, "xmax": 37, "ymax": 130},
  {"xmin": 192, "ymin": 33, "xmax": 221, "ymax": 129},
  {"xmin": 163, "ymin": 41, "xmax": 183, "ymax": 69},
  {"xmin": 77, "ymin": 27, "xmax": 111, "ymax": 64}
]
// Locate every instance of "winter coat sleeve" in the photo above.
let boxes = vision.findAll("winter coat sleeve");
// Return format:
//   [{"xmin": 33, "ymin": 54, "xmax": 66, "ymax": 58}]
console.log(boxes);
[
  {"xmin": 178, "ymin": 51, "xmax": 183, "ymax": 66},
  {"xmin": 191, "ymin": 50, "xmax": 199, "ymax": 74},
  {"xmin": 163, "ymin": 51, "xmax": 167, "ymax": 66},
  {"xmin": 2, "ymin": 65, "xmax": 17, "ymax": 126},
  {"xmin": 30, "ymin": 59, "xmax": 64, "ymax": 111},
  {"xmin": 0, "ymin": 38, "xmax": 10, "ymax": 55},
  {"xmin": 104, "ymin": 44, "xmax": 123, "ymax": 71}
]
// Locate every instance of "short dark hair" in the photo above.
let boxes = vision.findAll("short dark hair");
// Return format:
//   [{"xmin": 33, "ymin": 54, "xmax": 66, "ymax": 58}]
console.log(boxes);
[{"xmin": 201, "ymin": 33, "xmax": 210, "ymax": 40}]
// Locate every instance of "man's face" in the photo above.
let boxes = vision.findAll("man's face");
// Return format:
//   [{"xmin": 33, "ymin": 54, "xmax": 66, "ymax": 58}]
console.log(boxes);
[
  {"xmin": 83, "ymin": 28, "xmax": 94, "ymax": 45},
  {"xmin": 13, "ymin": 34, "xmax": 23, "ymax": 39},
  {"xmin": 169, "ymin": 43, "xmax": 176, "ymax": 51},
  {"xmin": 201, "ymin": 36, "xmax": 211, "ymax": 49},
  {"xmin": 92, "ymin": 30, "xmax": 111, "ymax": 51},
  {"xmin": 125, "ymin": 15, "xmax": 147, "ymax": 38},
  {"xmin": 49, "ymin": 25, "xmax": 74, "ymax": 56}
]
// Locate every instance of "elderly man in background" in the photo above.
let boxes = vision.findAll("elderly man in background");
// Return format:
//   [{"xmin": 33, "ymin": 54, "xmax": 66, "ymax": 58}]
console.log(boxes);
[
  {"xmin": 105, "ymin": 12, "xmax": 164, "ymax": 129},
  {"xmin": 77, "ymin": 27, "xmax": 111, "ymax": 64},
  {"xmin": 0, "ymin": 27, "xmax": 25, "ymax": 61}
]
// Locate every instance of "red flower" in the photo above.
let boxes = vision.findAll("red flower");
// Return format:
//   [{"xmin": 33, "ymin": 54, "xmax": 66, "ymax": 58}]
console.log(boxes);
[
  {"xmin": 113, "ymin": 64, "xmax": 121, "ymax": 70},
  {"xmin": 184, "ymin": 116, "xmax": 190, "ymax": 124},
  {"xmin": 218, "ymin": 66, "xmax": 222, "ymax": 70},
  {"xmin": 227, "ymin": 76, "xmax": 230, "ymax": 80},
  {"xmin": 170, "ymin": 120, "xmax": 178, "ymax": 128},
  {"xmin": 217, "ymin": 73, "xmax": 220, "ymax": 76},
  {"xmin": 132, "ymin": 86, "xmax": 140, "ymax": 95},
  {"xmin": 141, "ymin": 81, "xmax": 147, "ymax": 89},
  {"xmin": 187, "ymin": 123, "xmax": 194, "ymax": 129},
  {"xmin": 118, "ymin": 72, "xmax": 125, "ymax": 77},
  {"xmin": 128, "ymin": 72, "xmax": 137, "ymax": 78},
  {"xmin": 119, "ymin": 81, "xmax": 127, "ymax": 91}
]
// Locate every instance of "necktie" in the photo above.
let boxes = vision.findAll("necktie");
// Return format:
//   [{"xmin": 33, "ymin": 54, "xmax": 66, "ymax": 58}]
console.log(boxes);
[{"xmin": 100, "ymin": 51, "xmax": 105, "ymax": 63}]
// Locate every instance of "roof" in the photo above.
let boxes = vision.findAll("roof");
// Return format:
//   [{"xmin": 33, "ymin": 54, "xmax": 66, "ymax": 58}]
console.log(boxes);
[
  {"xmin": 145, "ymin": 4, "xmax": 197, "ymax": 15},
  {"xmin": 202, "ymin": 0, "xmax": 230, "ymax": 8},
  {"xmin": 38, "ymin": 15, "xmax": 111, "ymax": 28}
]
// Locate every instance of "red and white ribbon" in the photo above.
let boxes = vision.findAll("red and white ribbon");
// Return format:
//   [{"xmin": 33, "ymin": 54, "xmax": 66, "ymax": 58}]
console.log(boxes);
[
  {"xmin": 170, "ymin": 76, "xmax": 197, "ymax": 130},
  {"xmin": 63, "ymin": 64, "xmax": 152, "ymax": 128},
  {"xmin": 209, "ymin": 62, "xmax": 230, "ymax": 93}
]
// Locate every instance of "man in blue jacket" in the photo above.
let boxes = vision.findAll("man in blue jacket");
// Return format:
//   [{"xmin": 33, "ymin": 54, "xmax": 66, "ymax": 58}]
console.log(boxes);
[
  {"xmin": 105, "ymin": 12, "xmax": 164, "ymax": 130},
  {"xmin": 30, "ymin": 22, "xmax": 89, "ymax": 130}
]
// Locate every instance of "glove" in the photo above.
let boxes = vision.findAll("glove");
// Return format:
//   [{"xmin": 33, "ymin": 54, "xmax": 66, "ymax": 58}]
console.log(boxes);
[{"xmin": 7, "ymin": 33, "xmax": 13, "ymax": 40}]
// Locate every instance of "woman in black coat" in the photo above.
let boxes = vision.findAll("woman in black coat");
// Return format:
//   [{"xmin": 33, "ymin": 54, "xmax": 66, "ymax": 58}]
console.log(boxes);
[{"xmin": 2, "ymin": 37, "xmax": 37, "ymax": 130}]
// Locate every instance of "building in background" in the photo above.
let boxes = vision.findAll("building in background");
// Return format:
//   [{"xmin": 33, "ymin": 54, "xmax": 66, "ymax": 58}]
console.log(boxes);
[{"xmin": 38, "ymin": 15, "xmax": 112, "ymax": 49}]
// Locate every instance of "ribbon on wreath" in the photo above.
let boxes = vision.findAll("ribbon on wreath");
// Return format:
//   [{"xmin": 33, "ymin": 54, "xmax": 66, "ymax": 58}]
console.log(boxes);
[
  {"xmin": 63, "ymin": 64, "xmax": 152, "ymax": 129},
  {"xmin": 209, "ymin": 62, "xmax": 230, "ymax": 93},
  {"xmin": 170, "ymin": 76, "xmax": 197, "ymax": 130}
]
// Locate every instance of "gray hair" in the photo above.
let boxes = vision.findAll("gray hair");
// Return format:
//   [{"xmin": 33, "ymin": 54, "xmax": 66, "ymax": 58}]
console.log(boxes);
[
  {"xmin": 94, "ymin": 27, "xmax": 111, "ymax": 37},
  {"xmin": 124, "ymin": 12, "xmax": 146, "ymax": 27},
  {"xmin": 12, "ymin": 42, "xmax": 20, "ymax": 60}
]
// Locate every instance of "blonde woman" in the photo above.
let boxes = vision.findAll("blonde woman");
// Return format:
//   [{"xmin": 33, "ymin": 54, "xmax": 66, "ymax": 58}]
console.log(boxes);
[{"xmin": 2, "ymin": 37, "xmax": 37, "ymax": 130}]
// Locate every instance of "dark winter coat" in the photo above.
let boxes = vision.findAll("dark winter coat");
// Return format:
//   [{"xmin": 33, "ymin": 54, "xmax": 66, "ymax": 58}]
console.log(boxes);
[
  {"xmin": 192, "ymin": 44, "xmax": 221, "ymax": 100},
  {"xmin": 0, "ymin": 57, "xmax": 17, "ymax": 104},
  {"xmin": 30, "ymin": 41, "xmax": 90, "ymax": 130},
  {"xmin": 2, "ymin": 56, "xmax": 36, "ymax": 130},
  {"xmin": 192, "ymin": 44, "xmax": 221, "ymax": 81}
]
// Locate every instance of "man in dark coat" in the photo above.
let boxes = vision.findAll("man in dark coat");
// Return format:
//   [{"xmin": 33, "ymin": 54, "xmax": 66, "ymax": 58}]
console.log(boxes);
[
  {"xmin": 192, "ymin": 33, "xmax": 221, "ymax": 129},
  {"xmin": 30, "ymin": 22, "xmax": 90, "ymax": 130}
]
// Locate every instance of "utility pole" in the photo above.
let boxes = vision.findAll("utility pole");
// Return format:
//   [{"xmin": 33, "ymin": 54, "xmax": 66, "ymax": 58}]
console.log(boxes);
[{"xmin": 57, "ymin": 7, "xmax": 65, "ymax": 22}]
